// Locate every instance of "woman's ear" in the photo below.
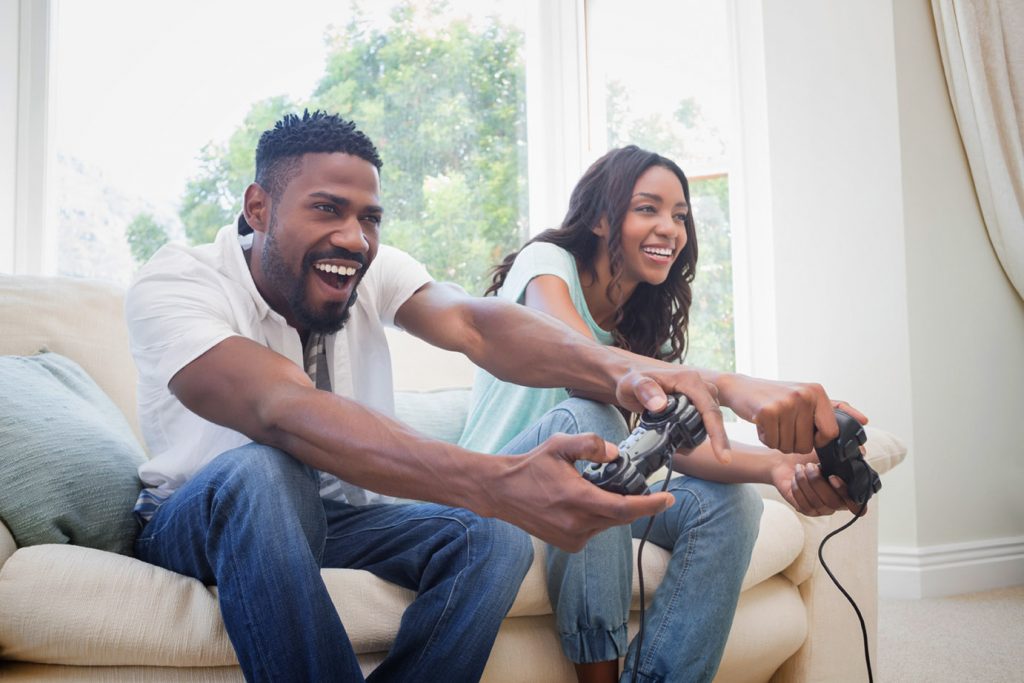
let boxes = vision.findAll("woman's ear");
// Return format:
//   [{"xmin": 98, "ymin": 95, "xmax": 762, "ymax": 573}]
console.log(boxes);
[{"xmin": 592, "ymin": 218, "xmax": 609, "ymax": 238}]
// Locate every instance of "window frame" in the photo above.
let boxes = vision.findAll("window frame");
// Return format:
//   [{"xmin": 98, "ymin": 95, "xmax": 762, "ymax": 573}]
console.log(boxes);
[{"xmin": 4, "ymin": 0, "xmax": 56, "ymax": 276}]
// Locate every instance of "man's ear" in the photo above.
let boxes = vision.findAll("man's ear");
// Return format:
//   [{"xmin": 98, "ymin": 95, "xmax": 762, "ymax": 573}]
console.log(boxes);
[{"xmin": 243, "ymin": 183, "xmax": 271, "ymax": 234}]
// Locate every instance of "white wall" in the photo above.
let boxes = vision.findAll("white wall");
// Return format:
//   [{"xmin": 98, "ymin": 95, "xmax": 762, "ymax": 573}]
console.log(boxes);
[
  {"xmin": 745, "ymin": 0, "xmax": 1024, "ymax": 596},
  {"xmin": 889, "ymin": 0, "xmax": 1024, "ymax": 596}
]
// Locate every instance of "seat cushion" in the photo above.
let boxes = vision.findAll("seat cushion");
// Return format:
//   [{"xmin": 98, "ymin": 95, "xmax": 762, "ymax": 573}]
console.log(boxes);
[{"xmin": 0, "ymin": 500, "xmax": 803, "ymax": 667}]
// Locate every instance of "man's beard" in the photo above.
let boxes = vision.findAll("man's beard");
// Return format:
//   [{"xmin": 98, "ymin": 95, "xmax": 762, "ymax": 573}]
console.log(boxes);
[{"xmin": 261, "ymin": 224, "xmax": 362, "ymax": 335}]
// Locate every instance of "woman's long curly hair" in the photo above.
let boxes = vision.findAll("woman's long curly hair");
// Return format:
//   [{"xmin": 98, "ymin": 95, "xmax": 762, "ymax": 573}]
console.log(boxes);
[{"xmin": 486, "ymin": 145, "xmax": 697, "ymax": 362}]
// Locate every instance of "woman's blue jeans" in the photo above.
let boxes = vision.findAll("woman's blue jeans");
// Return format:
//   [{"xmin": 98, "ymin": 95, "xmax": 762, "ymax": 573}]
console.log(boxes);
[
  {"xmin": 134, "ymin": 443, "xmax": 534, "ymax": 682},
  {"xmin": 500, "ymin": 398, "xmax": 764, "ymax": 683}
]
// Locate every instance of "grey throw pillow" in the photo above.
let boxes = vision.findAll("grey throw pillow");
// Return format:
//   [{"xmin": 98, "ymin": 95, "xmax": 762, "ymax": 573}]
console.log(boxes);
[{"xmin": 0, "ymin": 352, "xmax": 146, "ymax": 554}]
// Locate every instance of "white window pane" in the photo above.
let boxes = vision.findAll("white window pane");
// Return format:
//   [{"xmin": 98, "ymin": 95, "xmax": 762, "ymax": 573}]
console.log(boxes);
[
  {"xmin": 49, "ymin": 0, "xmax": 528, "ymax": 295},
  {"xmin": 587, "ymin": 0, "xmax": 736, "ymax": 371}
]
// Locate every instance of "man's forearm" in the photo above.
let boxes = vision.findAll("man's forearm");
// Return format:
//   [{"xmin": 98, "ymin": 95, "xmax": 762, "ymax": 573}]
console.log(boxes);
[
  {"xmin": 461, "ymin": 297, "xmax": 635, "ymax": 401},
  {"xmin": 258, "ymin": 384, "xmax": 504, "ymax": 515}
]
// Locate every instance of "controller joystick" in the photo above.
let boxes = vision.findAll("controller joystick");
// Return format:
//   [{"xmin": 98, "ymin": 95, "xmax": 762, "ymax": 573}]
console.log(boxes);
[
  {"xmin": 583, "ymin": 394, "xmax": 706, "ymax": 495},
  {"xmin": 816, "ymin": 408, "xmax": 880, "ymax": 505}
]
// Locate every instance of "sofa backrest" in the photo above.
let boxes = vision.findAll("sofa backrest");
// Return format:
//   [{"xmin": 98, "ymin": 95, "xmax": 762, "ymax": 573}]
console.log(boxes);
[
  {"xmin": 0, "ymin": 275, "xmax": 142, "ymax": 442},
  {"xmin": 386, "ymin": 328, "xmax": 476, "ymax": 391},
  {"xmin": 1, "ymin": 276, "xmax": 479, "ymax": 439}
]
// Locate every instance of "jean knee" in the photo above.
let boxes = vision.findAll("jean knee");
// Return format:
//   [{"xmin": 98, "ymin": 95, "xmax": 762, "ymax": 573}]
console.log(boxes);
[
  {"xmin": 218, "ymin": 443, "xmax": 318, "ymax": 489},
  {"xmin": 695, "ymin": 480, "xmax": 763, "ymax": 550},
  {"xmin": 659, "ymin": 479, "xmax": 762, "ymax": 544},
  {"xmin": 458, "ymin": 513, "xmax": 535, "ymax": 581},
  {"xmin": 551, "ymin": 398, "xmax": 629, "ymax": 444},
  {"xmin": 211, "ymin": 444, "xmax": 325, "ymax": 548}
]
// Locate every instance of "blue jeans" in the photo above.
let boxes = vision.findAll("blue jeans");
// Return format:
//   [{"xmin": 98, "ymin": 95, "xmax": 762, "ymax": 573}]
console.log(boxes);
[
  {"xmin": 135, "ymin": 443, "xmax": 533, "ymax": 682},
  {"xmin": 500, "ymin": 398, "xmax": 763, "ymax": 683}
]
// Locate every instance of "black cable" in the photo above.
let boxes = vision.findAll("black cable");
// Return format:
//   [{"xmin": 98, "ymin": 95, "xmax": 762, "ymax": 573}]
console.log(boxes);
[
  {"xmin": 630, "ymin": 469, "xmax": 674, "ymax": 683},
  {"xmin": 817, "ymin": 502, "xmax": 873, "ymax": 683}
]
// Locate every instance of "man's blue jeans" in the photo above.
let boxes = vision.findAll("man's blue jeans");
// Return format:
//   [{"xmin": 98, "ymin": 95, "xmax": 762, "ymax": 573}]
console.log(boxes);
[
  {"xmin": 500, "ymin": 398, "xmax": 763, "ymax": 683},
  {"xmin": 134, "ymin": 443, "xmax": 534, "ymax": 682}
]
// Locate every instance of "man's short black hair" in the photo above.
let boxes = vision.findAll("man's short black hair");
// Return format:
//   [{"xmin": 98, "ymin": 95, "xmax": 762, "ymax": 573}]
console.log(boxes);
[{"xmin": 254, "ymin": 110, "xmax": 383, "ymax": 201}]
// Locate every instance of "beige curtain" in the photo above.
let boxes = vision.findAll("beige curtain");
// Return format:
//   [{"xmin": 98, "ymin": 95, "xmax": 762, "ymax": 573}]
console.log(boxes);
[{"xmin": 932, "ymin": 0, "xmax": 1024, "ymax": 300}]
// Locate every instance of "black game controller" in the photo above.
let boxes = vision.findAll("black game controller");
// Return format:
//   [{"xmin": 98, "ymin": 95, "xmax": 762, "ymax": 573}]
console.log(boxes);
[
  {"xmin": 816, "ymin": 408, "xmax": 880, "ymax": 505},
  {"xmin": 583, "ymin": 394, "xmax": 706, "ymax": 495}
]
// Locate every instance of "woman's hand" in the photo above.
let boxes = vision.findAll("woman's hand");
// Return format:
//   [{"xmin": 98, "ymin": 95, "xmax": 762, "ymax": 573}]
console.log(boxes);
[{"xmin": 770, "ymin": 450, "xmax": 867, "ymax": 516}]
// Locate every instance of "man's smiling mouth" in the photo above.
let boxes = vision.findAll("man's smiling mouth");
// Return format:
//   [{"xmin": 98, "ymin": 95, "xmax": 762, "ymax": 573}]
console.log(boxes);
[{"xmin": 313, "ymin": 261, "xmax": 361, "ymax": 289}]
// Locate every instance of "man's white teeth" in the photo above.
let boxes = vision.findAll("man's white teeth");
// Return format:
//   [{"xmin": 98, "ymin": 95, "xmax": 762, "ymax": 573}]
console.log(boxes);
[
  {"xmin": 643, "ymin": 247, "xmax": 673, "ymax": 257},
  {"xmin": 315, "ymin": 263, "xmax": 358, "ymax": 276}
]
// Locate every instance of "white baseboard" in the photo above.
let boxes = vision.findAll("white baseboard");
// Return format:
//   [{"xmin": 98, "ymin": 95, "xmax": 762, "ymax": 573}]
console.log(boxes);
[{"xmin": 878, "ymin": 536, "xmax": 1024, "ymax": 599}]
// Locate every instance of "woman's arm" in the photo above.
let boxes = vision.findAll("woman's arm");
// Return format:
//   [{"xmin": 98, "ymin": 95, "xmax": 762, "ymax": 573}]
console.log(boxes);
[
  {"xmin": 519, "ymin": 273, "xmax": 869, "ymax": 455},
  {"xmin": 670, "ymin": 442, "xmax": 865, "ymax": 516},
  {"xmin": 522, "ymin": 275, "xmax": 597, "ymax": 338}
]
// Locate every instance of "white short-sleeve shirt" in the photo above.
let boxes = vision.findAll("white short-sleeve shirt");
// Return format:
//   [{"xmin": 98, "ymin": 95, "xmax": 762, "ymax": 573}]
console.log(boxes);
[{"xmin": 125, "ymin": 223, "xmax": 432, "ymax": 504}]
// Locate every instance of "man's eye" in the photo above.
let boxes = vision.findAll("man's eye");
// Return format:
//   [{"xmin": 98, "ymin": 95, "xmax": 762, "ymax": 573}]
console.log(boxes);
[
  {"xmin": 314, "ymin": 204, "xmax": 337, "ymax": 214},
  {"xmin": 361, "ymin": 214, "xmax": 382, "ymax": 226}
]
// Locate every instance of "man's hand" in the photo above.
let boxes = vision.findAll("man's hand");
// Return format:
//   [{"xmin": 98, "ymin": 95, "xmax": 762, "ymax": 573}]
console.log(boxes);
[
  {"xmin": 614, "ymin": 369, "xmax": 731, "ymax": 464},
  {"xmin": 484, "ymin": 433, "xmax": 675, "ymax": 552},
  {"xmin": 717, "ymin": 376, "xmax": 869, "ymax": 453},
  {"xmin": 771, "ymin": 451, "xmax": 866, "ymax": 516}
]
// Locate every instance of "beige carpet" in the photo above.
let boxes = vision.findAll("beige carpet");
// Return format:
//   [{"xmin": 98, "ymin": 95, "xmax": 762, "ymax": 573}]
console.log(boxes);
[{"xmin": 877, "ymin": 585, "xmax": 1024, "ymax": 682}]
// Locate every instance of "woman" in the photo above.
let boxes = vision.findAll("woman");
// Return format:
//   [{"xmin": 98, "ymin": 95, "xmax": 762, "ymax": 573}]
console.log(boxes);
[{"xmin": 459, "ymin": 146, "xmax": 862, "ymax": 683}]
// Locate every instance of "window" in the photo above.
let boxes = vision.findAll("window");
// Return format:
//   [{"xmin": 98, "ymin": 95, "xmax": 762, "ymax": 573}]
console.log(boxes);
[
  {"xmin": 49, "ymin": 0, "xmax": 528, "ymax": 296},
  {"xmin": 586, "ymin": 0, "xmax": 736, "ymax": 371},
  {"xmin": 33, "ymin": 0, "xmax": 737, "ymax": 369}
]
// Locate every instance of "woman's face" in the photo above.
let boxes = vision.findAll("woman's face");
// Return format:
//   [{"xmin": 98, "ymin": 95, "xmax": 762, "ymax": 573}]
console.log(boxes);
[{"xmin": 609, "ymin": 165, "xmax": 689, "ymax": 288}]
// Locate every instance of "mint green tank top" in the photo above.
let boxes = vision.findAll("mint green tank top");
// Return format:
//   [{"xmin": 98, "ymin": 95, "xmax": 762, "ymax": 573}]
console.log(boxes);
[{"xmin": 458, "ymin": 242, "xmax": 613, "ymax": 454}]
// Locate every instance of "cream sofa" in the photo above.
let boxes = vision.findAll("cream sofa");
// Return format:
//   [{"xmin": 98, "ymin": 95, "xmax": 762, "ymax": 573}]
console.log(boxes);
[{"xmin": 0, "ymin": 274, "xmax": 907, "ymax": 682}]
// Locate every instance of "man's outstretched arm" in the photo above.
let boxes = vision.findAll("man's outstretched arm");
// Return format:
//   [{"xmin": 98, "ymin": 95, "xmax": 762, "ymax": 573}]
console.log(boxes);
[
  {"xmin": 395, "ymin": 281, "xmax": 867, "ymax": 458},
  {"xmin": 167, "ymin": 335, "xmax": 673, "ymax": 552}
]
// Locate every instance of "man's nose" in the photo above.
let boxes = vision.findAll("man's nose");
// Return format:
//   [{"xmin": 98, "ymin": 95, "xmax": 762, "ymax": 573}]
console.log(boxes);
[{"xmin": 330, "ymin": 217, "xmax": 369, "ymax": 253}]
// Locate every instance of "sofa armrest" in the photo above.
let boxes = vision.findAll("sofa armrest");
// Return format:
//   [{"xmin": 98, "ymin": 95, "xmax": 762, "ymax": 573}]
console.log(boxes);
[
  {"xmin": 769, "ymin": 425, "xmax": 906, "ymax": 683},
  {"xmin": 771, "ymin": 496, "xmax": 881, "ymax": 682},
  {"xmin": 0, "ymin": 520, "xmax": 16, "ymax": 569}
]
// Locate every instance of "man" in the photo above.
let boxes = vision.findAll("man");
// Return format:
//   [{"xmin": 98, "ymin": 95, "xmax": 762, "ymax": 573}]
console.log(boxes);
[{"xmin": 126, "ymin": 111, "xmax": 853, "ymax": 682}]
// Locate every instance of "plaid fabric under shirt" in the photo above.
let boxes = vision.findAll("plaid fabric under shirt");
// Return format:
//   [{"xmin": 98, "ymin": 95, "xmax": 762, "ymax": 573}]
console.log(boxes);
[{"xmin": 304, "ymin": 332, "xmax": 372, "ymax": 505}]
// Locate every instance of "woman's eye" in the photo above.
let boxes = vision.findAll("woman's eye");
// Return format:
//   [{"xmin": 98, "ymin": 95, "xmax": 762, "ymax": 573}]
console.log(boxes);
[
  {"xmin": 635, "ymin": 205, "xmax": 656, "ymax": 214},
  {"xmin": 674, "ymin": 213, "xmax": 688, "ymax": 222}
]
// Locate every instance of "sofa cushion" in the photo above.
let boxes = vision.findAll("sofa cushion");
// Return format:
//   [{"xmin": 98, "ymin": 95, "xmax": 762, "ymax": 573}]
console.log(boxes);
[
  {"xmin": 0, "ymin": 352, "xmax": 146, "ymax": 554},
  {"xmin": 394, "ymin": 388, "xmax": 472, "ymax": 444},
  {"xmin": 0, "ymin": 505, "xmax": 804, "ymax": 667}
]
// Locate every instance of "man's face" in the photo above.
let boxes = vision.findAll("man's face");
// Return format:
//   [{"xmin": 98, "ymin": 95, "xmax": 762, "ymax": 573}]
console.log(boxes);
[{"xmin": 250, "ymin": 153, "xmax": 382, "ymax": 334}]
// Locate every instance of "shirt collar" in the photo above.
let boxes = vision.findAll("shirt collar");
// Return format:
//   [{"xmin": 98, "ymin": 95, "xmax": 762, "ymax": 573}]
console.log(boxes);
[{"xmin": 214, "ymin": 221, "xmax": 286, "ymax": 326}]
